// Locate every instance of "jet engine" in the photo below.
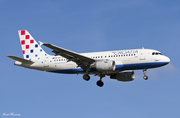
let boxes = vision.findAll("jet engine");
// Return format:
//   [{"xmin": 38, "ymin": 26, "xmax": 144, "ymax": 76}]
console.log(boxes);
[
  {"xmin": 90, "ymin": 60, "xmax": 116, "ymax": 71},
  {"xmin": 110, "ymin": 71, "xmax": 135, "ymax": 82}
]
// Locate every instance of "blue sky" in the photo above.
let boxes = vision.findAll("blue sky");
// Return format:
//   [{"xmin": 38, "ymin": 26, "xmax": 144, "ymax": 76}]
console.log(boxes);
[{"xmin": 1, "ymin": 0, "xmax": 180, "ymax": 118}]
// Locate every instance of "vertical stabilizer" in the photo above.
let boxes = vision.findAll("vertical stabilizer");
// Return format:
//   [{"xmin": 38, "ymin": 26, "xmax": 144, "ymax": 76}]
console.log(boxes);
[{"xmin": 18, "ymin": 30, "xmax": 48, "ymax": 61}]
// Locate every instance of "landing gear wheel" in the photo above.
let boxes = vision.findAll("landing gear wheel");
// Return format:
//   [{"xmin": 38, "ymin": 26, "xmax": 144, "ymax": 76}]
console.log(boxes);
[
  {"xmin": 96, "ymin": 80, "xmax": 104, "ymax": 87},
  {"xmin": 143, "ymin": 75, "xmax": 148, "ymax": 80},
  {"xmin": 83, "ymin": 74, "xmax": 90, "ymax": 81},
  {"xmin": 143, "ymin": 69, "xmax": 148, "ymax": 80}
]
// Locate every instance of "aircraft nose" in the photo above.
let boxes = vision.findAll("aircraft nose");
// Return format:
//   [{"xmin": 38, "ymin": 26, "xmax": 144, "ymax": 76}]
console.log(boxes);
[{"xmin": 164, "ymin": 56, "xmax": 170, "ymax": 64}]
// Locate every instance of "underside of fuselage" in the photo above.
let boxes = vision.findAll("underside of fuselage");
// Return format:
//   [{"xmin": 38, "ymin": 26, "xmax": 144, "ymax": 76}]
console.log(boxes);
[{"xmin": 48, "ymin": 61, "xmax": 169, "ymax": 74}]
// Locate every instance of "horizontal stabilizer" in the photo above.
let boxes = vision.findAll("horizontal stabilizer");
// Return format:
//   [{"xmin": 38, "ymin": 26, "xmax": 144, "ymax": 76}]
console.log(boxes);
[{"xmin": 6, "ymin": 55, "xmax": 34, "ymax": 64}]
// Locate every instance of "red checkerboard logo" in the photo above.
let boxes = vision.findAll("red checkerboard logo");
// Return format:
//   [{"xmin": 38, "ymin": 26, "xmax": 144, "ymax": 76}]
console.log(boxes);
[
  {"xmin": 21, "ymin": 40, "xmax": 25, "ymax": 45},
  {"xmin": 26, "ymin": 35, "xmax": 30, "ymax": 39},
  {"xmin": 26, "ymin": 45, "xmax": 29, "ymax": 49},
  {"xmin": 23, "ymin": 50, "xmax": 25, "ymax": 54},
  {"xmin": 21, "ymin": 30, "xmax": 25, "ymax": 35},
  {"xmin": 30, "ymin": 39, "xmax": 34, "ymax": 43}
]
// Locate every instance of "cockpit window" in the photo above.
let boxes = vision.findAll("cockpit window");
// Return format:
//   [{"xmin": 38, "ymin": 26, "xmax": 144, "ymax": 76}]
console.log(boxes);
[{"xmin": 152, "ymin": 52, "xmax": 163, "ymax": 55}]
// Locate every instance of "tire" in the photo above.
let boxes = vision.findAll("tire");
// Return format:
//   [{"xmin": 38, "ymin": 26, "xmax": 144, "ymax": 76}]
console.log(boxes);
[
  {"xmin": 83, "ymin": 74, "xmax": 90, "ymax": 81},
  {"xmin": 96, "ymin": 80, "xmax": 104, "ymax": 87}
]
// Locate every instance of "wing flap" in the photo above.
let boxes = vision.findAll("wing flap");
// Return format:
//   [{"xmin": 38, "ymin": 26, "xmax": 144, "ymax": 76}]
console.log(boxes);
[{"xmin": 7, "ymin": 55, "xmax": 34, "ymax": 64}]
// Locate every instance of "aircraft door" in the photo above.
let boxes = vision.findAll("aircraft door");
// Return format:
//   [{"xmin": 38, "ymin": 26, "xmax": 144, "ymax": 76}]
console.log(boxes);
[
  {"xmin": 44, "ymin": 56, "xmax": 49, "ymax": 67},
  {"xmin": 140, "ymin": 49, "xmax": 146, "ymax": 60}
]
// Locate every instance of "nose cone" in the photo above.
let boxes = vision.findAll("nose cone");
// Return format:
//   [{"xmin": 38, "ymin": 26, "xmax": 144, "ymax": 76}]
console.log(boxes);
[
  {"xmin": 163, "ymin": 56, "xmax": 170, "ymax": 65},
  {"xmin": 165, "ymin": 56, "xmax": 170, "ymax": 63}
]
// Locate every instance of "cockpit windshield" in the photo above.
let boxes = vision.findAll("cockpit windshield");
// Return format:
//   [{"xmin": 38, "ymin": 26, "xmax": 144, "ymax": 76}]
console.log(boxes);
[{"xmin": 152, "ymin": 52, "xmax": 163, "ymax": 55}]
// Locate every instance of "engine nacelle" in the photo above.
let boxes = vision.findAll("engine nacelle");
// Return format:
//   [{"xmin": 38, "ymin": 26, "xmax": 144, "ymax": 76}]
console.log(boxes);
[
  {"xmin": 110, "ymin": 71, "xmax": 135, "ymax": 82},
  {"xmin": 90, "ymin": 60, "xmax": 116, "ymax": 71}
]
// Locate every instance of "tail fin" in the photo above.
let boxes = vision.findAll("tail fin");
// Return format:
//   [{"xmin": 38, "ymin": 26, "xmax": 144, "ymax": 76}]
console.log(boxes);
[{"xmin": 18, "ymin": 30, "xmax": 48, "ymax": 61}]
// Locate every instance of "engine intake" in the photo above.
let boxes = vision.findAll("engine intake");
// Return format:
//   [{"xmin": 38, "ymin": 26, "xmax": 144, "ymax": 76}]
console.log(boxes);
[{"xmin": 110, "ymin": 71, "xmax": 135, "ymax": 82}]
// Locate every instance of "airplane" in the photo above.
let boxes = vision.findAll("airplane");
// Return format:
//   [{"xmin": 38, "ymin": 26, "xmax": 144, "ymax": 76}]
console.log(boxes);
[{"xmin": 7, "ymin": 30, "xmax": 170, "ymax": 87}]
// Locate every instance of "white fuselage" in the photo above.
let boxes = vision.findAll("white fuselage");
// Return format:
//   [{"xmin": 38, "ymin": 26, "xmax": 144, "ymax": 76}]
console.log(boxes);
[
  {"xmin": 15, "ymin": 48, "xmax": 170, "ymax": 74},
  {"xmin": 8, "ymin": 30, "xmax": 170, "ymax": 87}
]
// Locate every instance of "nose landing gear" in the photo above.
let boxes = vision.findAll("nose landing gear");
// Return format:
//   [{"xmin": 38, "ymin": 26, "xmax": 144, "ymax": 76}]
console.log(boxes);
[
  {"xmin": 143, "ymin": 69, "xmax": 148, "ymax": 80},
  {"xmin": 143, "ymin": 75, "xmax": 148, "ymax": 80}
]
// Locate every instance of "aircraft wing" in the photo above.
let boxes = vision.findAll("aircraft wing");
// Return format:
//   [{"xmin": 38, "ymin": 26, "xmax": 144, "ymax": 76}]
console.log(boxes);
[{"xmin": 43, "ymin": 43, "xmax": 95, "ymax": 70}]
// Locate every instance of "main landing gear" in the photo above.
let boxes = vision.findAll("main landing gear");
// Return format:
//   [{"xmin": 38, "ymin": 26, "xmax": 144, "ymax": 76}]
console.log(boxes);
[
  {"xmin": 83, "ymin": 68, "xmax": 90, "ymax": 81},
  {"xmin": 82, "ymin": 74, "xmax": 105, "ymax": 87},
  {"xmin": 143, "ymin": 69, "xmax": 148, "ymax": 80},
  {"xmin": 96, "ymin": 75, "xmax": 105, "ymax": 87},
  {"xmin": 83, "ymin": 74, "xmax": 90, "ymax": 81}
]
